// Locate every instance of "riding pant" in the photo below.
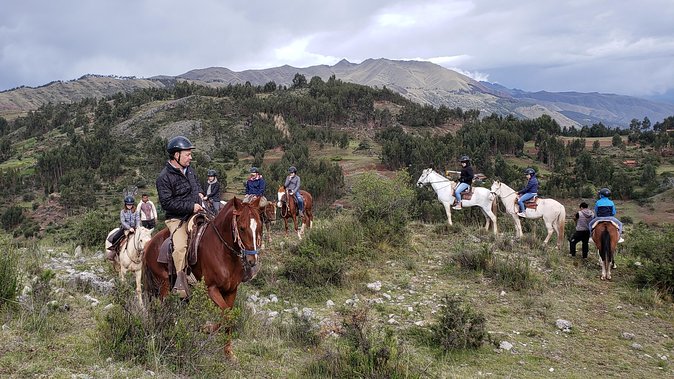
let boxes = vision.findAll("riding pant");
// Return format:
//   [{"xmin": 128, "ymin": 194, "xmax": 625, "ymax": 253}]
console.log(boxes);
[
  {"xmin": 165, "ymin": 218, "xmax": 189, "ymax": 272},
  {"xmin": 518, "ymin": 193, "xmax": 537, "ymax": 213},
  {"xmin": 589, "ymin": 216, "xmax": 623, "ymax": 235},
  {"xmin": 294, "ymin": 192, "xmax": 304, "ymax": 212},
  {"xmin": 454, "ymin": 183, "xmax": 469, "ymax": 205}
]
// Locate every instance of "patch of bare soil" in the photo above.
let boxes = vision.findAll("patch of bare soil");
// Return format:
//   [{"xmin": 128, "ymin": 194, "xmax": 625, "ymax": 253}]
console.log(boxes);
[{"xmin": 32, "ymin": 194, "xmax": 66, "ymax": 231}]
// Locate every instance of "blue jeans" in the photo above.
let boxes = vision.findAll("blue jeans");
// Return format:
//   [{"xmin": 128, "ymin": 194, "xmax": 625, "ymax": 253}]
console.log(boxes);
[
  {"xmin": 518, "ymin": 193, "xmax": 536, "ymax": 212},
  {"xmin": 294, "ymin": 192, "xmax": 304, "ymax": 212},
  {"xmin": 589, "ymin": 216, "xmax": 623, "ymax": 235},
  {"xmin": 454, "ymin": 183, "xmax": 469, "ymax": 205}
]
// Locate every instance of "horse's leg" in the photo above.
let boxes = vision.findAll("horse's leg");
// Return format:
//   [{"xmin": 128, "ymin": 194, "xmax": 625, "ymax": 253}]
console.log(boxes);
[
  {"xmin": 294, "ymin": 215, "xmax": 302, "ymax": 239},
  {"xmin": 542, "ymin": 219, "xmax": 554, "ymax": 245},
  {"xmin": 134, "ymin": 269, "xmax": 144, "ymax": 308},
  {"xmin": 442, "ymin": 202, "xmax": 453, "ymax": 225},
  {"xmin": 484, "ymin": 207, "xmax": 498, "ymax": 235},
  {"xmin": 206, "ymin": 287, "xmax": 238, "ymax": 360},
  {"xmin": 512, "ymin": 215, "xmax": 523, "ymax": 238}
]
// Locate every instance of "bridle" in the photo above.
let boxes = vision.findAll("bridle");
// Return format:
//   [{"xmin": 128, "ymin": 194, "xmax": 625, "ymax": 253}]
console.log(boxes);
[
  {"xmin": 124, "ymin": 230, "xmax": 146, "ymax": 265},
  {"xmin": 208, "ymin": 209, "xmax": 259, "ymax": 259},
  {"xmin": 418, "ymin": 170, "xmax": 454, "ymax": 191},
  {"xmin": 491, "ymin": 182, "xmax": 517, "ymax": 201}
]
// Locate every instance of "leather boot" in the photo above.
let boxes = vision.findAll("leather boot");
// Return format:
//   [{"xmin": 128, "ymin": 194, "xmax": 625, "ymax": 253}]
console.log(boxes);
[
  {"xmin": 106, "ymin": 248, "xmax": 117, "ymax": 261},
  {"xmin": 173, "ymin": 271, "xmax": 189, "ymax": 299}
]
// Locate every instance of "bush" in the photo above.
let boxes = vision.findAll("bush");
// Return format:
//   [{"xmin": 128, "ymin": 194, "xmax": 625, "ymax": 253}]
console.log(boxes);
[
  {"xmin": 1, "ymin": 206, "xmax": 24, "ymax": 230},
  {"xmin": 0, "ymin": 237, "xmax": 20, "ymax": 307},
  {"xmin": 352, "ymin": 171, "xmax": 415, "ymax": 246},
  {"xmin": 304, "ymin": 307, "xmax": 418, "ymax": 378},
  {"xmin": 97, "ymin": 282, "xmax": 233, "ymax": 374},
  {"xmin": 281, "ymin": 215, "xmax": 363, "ymax": 288},
  {"xmin": 454, "ymin": 245, "xmax": 537, "ymax": 291},
  {"xmin": 628, "ymin": 224, "xmax": 674, "ymax": 298},
  {"xmin": 56, "ymin": 209, "xmax": 117, "ymax": 248},
  {"xmin": 430, "ymin": 294, "xmax": 486, "ymax": 350}
]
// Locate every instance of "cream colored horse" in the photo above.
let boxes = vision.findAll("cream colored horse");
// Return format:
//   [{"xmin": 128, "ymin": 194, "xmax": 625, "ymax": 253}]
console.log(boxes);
[
  {"xmin": 416, "ymin": 168, "xmax": 498, "ymax": 234},
  {"xmin": 105, "ymin": 227, "xmax": 153, "ymax": 307},
  {"xmin": 490, "ymin": 181, "xmax": 566, "ymax": 249}
]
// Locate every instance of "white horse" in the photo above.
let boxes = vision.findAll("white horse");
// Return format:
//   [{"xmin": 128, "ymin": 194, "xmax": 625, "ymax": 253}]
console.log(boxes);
[
  {"xmin": 490, "ymin": 181, "xmax": 566, "ymax": 249},
  {"xmin": 105, "ymin": 227, "xmax": 153, "ymax": 307},
  {"xmin": 416, "ymin": 168, "xmax": 498, "ymax": 234}
]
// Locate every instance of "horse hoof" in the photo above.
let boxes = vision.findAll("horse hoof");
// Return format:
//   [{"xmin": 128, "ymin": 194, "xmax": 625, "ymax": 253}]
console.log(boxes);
[{"xmin": 600, "ymin": 276, "xmax": 606, "ymax": 281}]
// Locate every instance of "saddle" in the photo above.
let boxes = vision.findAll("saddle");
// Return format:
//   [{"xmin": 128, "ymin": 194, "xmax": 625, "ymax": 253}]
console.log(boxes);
[
  {"xmin": 514, "ymin": 196, "xmax": 539, "ymax": 209},
  {"xmin": 452, "ymin": 184, "xmax": 474, "ymax": 200},
  {"xmin": 591, "ymin": 220, "xmax": 620, "ymax": 231},
  {"xmin": 158, "ymin": 213, "xmax": 209, "ymax": 275}
]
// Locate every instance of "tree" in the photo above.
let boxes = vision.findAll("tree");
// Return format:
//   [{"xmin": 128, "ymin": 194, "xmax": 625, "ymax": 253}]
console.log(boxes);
[
  {"xmin": 612, "ymin": 133, "xmax": 623, "ymax": 147},
  {"xmin": 291, "ymin": 73, "xmax": 307, "ymax": 89}
]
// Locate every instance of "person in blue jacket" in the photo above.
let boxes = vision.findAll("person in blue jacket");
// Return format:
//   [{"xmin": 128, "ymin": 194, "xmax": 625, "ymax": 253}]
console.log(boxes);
[
  {"xmin": 244, "ymin": 166, "xmax": 268, "ymax": 206},
  {"xmin": 589, "ymin": 188, "xmax": 624, "ymax": 243},
  {"xmin": 516, "ymin": 168, "xmax": 539, "ymax": 217}
]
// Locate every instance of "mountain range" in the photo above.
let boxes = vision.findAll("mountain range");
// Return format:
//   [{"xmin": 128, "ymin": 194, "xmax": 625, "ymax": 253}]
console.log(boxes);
[{"xmin": 2, "ymin": 58, "xmax": 673, "ymax": 128}]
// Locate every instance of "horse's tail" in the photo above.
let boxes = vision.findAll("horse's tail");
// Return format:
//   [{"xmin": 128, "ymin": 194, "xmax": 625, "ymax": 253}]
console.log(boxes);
[
  {"xmin": 601, "ymin": 227, "xmax": 612, "ymax": 263},
  {"xmin": 143, "ymin": 260, "xmax": 161, "ymax": 298},
  {"xmin": 557, "ymin": 205, "xmax": 566, "ymax": 245}
]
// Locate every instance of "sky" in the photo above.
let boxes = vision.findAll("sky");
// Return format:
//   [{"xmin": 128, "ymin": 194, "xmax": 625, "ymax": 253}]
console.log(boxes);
[{"xmin": 1, "ymin": 0, "xmax": 673, "ymax": 101}]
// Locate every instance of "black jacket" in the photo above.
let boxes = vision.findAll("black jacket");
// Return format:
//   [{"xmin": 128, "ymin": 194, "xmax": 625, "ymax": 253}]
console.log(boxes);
[
  {"xmin": 156, "ymin": 162, "xmax": 203, "ymax": 220},
  {"xmin": 459, "ymin": 165, "xmax": 474, "ymax": 185},
  {"xmin": 205, "ymin": 180, "xmax": 221, "ymax": 202}
]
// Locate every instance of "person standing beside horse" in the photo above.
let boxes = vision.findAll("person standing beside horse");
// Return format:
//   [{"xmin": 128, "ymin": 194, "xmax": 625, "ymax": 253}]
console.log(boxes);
[
  {"xmin": 244, "ymin": 166, "xmax": 268, "ymax": 207},
  {"xmin": 106, "ymin": 196, "xmax": 141, "ymax": 261},
  {"xmin": 137, "ymin": 193, "xmax": 157, "ymax": 230},
  {"xmin": 156, "ymin": 135, "xmax": 205, "ymax": 298},
  {"xmin": 516, "ymin": 168, "xmax": 539, "ymax": 217},
  {"xmin": 284, "ymin": 166, "xmax": 304, "ymax": 217},
  {"xmin": 589, "ymin": 188, "xmax": 624, "ymax": 243},
  {"xmin": 569, "ymin": 202, "xmax": 594, "ymax": 258},
  {"xmin": 451, "ymin": 155, "xmax": 474, "ymax": 210},
  {"xmin": 204, "ymin": 169, "xmax": 222, "ymax": 214}
]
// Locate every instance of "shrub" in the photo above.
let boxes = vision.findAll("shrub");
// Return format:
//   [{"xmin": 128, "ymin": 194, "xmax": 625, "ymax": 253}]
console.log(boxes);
[
  {"xmin": 454, "ymin": 244, "xmax": 537, "ymax": 291},
  {"xmin": 281, "ymin": 215, "xmax": 363, "ymax": 288},
  {"xmin": 1, "ymin": 206, "xmax": 24, "ymax": 230},
  {"xmin": 0, "ymin": 237, "xmax": 20, "ymax": 308},
  {"xmin": 305, "ymin": 307, "xmax": 418, "ymax": 378},
  {"xmin": 56, "ymin": 209, "xmax": 117, "ymax": 248},
  {"xmin": 430, "ymin": 294, "xmax": 486, "ymax": 350},
  {"xmin": 352, "ymin": 171, "xmax": 415, "ymax": 246},
  {"xmin": 628, "ymin": 224, "xmax": 674, "ymax": 298},
  {"xmin": 97, "ymin": 282, "xmax": 233, "ymax": 374}
]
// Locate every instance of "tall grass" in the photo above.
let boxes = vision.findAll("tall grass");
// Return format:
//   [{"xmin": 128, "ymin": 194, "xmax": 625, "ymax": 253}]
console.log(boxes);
[
  {"xmin": 0, "ymin": 236, "xmax": 20, "ymax": 308},
  {"xmin": 454, "ymin": 244, "xmax": 538, "ymax": 291}
]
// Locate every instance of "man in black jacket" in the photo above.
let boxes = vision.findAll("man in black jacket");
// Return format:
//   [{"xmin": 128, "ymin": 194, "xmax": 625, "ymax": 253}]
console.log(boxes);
[{"xmin": 156, "ymin": 136, "xmax": 204, "ymax": 298}]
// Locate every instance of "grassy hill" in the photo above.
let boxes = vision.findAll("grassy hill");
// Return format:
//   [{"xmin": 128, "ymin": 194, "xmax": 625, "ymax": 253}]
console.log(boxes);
[{"xmin": 0, "ymin": 80, "xmax": 673, "ymax": 377}]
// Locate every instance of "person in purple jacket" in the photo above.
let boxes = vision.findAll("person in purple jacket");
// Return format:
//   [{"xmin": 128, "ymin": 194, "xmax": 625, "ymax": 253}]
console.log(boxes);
[{"xmin": 516, "ymin": 168, "xmax": 538, "ymax": 217}]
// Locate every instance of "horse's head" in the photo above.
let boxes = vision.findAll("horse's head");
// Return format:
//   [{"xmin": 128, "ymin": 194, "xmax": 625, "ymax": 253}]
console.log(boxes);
[
  {"xmin": 230, "ymin": 197, "xmax": 263, "ymax": 271},
  {"xmin": 416, "ymin": 168, "xmax": 434, "ymax": 188},
  {"xmin": 277, "ymin": 185, "xmax": 286, "ymax": 208},
  {"xmin": 490, "ymin": 180, "xmax": 502, "ymax": 194},
  {"xmin": 136, "ymin": 226, "xmax": 153, "ymax": 247}
]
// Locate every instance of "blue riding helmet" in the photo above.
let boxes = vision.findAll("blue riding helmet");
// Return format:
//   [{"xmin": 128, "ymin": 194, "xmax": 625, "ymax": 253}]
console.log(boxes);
[{"xmin": 124, "ymin": 196, "xmax": 135, "ymax": 205}]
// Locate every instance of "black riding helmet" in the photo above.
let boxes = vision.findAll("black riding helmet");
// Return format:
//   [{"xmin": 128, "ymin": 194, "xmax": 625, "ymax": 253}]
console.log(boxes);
[
  {"xmin": 124, "ymin": 196, "xmax": 135, "ymax": 205},
  {"xmin": 599, "ymin": 188, "xmax": 611, "ymax": 197},
  {"xmin": 250, "ymin": 167, "xmax": 259, "ymax": 174},
  {"xmin": 166, "ymin": 136, "xmax": 194, "ymax": 156},
  {"xmin": 288, "ymin": 166, "xmax": 297, "ymax": 173},
  {"xmin": 524, "ymin": 168, "xmax": 536, "ymax": 176},
  {"xmin": 207, "ymin": 169, "xmax": 217, "ymax": 177},
  {"xmin": 459, "ymin": 155, "xmax": 470, "ymax": 163}
]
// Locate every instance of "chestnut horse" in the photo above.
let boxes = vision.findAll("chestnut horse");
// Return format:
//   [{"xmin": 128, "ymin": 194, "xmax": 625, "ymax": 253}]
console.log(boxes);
[
  {"xmin": 259, "ymin": 202, "xmax": 276, "ymax": 244},
  {"xmin": 592, "ymin": 221, "xmax": 619, "ymax": 280},
  {"xmin": 143, "ymin": 197, "xmax": 262, "ymax": 358},
  {"xmin": 277, "ymin": 185, "xmax": 313, "ymax": 238}
]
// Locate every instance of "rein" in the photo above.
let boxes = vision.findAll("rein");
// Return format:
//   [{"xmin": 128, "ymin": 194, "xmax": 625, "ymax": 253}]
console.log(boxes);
[
  {"xmin": 419, "ymin": 172, "xmax": 454, "ymax": 191},
  {"xmin": 208, "ymin": 211, "xmax": 258, "ymax": 258}
]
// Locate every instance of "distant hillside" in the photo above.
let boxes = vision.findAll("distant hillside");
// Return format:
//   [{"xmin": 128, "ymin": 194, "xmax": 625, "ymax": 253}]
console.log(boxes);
[{"xmin": 2, "ymin": 59, "xmax": 673, "ymax": 128}]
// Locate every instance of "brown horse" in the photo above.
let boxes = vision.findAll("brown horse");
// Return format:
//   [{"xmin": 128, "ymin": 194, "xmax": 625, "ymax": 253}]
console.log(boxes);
[
  {"xmin": 591, "ymin": 221, "xmax": 619, "ymax": 280},
  {"xmin": 259, "ymin": 201, "xmax": 276, "ymax": 245},
  {"xmin": 143, "ymin": 197, "xmax": 262, "ymax": 358},
  {"xmin": 277, "ymin": 185, "xmax": 313, "ymax": 238}
]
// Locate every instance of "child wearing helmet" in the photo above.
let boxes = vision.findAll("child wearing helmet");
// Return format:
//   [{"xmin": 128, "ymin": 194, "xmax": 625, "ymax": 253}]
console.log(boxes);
[
  {"xmin": 589, "ymin": 188, "xmax": 624, "ymax": 243},
  {"xmin": 284, "ymin": 166, "xmax": 304, "ymax": 216},
  {"xmin": 516, "ymin": 168, "xmax": 539, "ymax": 217},
  {"xmin": 204, "ymin": 169, "xmax": 222, "ymax": 213},
  {"xmin": 452, "ymin": 155, "xmax": 474, "ymax": 210},
  {"xmin": 106, "ymin": 196, "xmax": 141, "ymax": 261}
]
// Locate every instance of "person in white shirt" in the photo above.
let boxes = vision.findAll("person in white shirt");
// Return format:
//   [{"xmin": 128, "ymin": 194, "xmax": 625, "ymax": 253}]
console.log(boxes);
[{"xmin": 137, "ymin": 193, "xmax": 157, "ymax": 230}]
